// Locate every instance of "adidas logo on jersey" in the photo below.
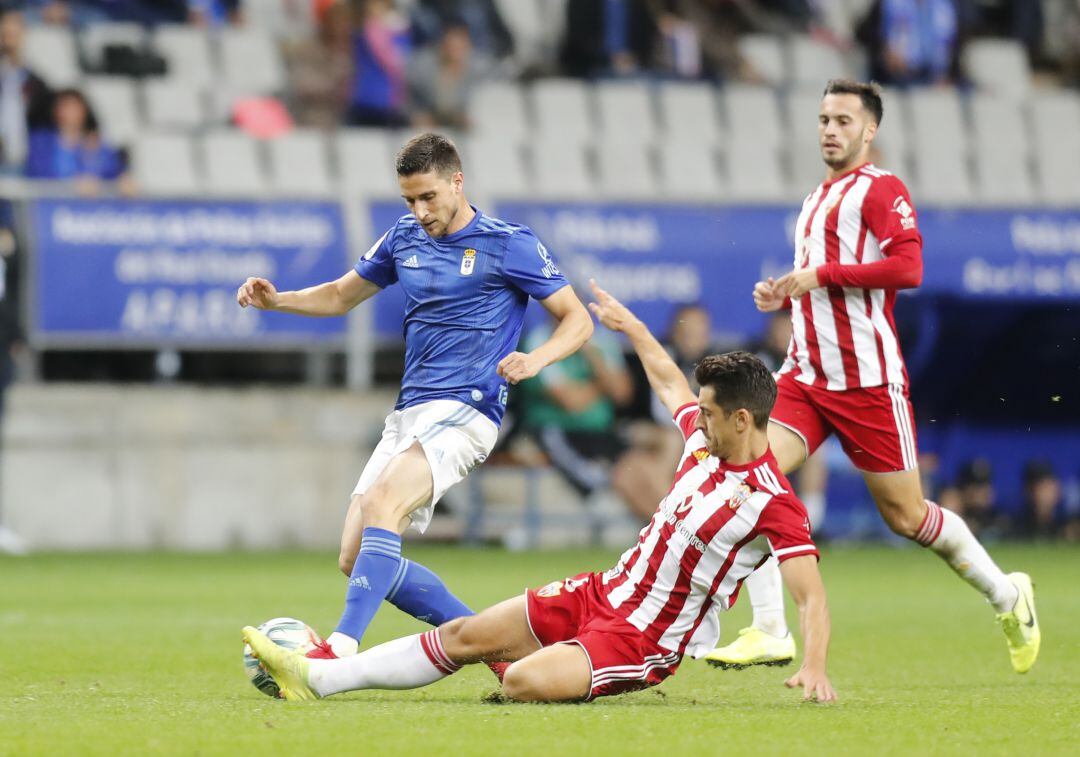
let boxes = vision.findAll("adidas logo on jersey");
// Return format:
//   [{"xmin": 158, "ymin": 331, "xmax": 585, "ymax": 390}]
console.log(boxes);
[{"xmin": 402, "ymin": 255, "xmax": 420, "ymax": 269}]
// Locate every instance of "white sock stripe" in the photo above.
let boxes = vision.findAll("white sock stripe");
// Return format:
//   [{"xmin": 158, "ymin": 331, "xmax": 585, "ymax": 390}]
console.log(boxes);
[
  {"xmin": 421, "ymin": 631, "xmax": 452, "ymax": 671},
  {"xmin": 360, "ymin": 536, "xmax": 402, "ymax": 548},
  {"xmin": 916, "ymin": 501, "xmax": 941, "ymax": 545},
  {"xmin": 915, "ymin": 504, "xmax": 933, "ymax": 542},
  {"xmin": 429, "ymin": 630, "xmax": 460, "ymax": 671},
  {"xmin": 359, "ymin": 546, "xmax": 401, "ymax": 559},
  {"xmin": 386, "ymin": 558, "xmax": 409, "ymax": 599}
]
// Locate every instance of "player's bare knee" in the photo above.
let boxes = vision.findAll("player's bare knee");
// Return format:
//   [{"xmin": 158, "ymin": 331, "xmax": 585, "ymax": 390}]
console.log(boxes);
[
  {"xmin": 501, "ymin": 663, "xmax": 543, "ymax": 702},
  {"xmin": 438, "ymin": 616, "xmax": 486, "ymax": 661},
  {"xmin": 882, "ymin": 502, "xmax": 923, "ymax": 539}
]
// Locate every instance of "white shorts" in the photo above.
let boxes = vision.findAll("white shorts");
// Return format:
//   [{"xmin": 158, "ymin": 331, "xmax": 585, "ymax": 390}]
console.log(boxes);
[{"xmin": 352, "ymin": 400, "xmax": 499, "ymax": 534}]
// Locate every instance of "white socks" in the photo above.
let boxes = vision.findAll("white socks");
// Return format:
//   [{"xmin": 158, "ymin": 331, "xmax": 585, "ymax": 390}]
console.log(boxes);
[
  {"xmin": 308, "ymin": 630, "xmax": 459, "ymax": 698},
  {"xmin": 325, "ymin": 631, "xmax": 359, "ymax": 658},
  {"xmin": 920, "ymin": 500, "xmax": 1019, "ymax": 614},
  {"xmin": 746, "ymin": 556, "xmax": 789, "ymax": 638}
]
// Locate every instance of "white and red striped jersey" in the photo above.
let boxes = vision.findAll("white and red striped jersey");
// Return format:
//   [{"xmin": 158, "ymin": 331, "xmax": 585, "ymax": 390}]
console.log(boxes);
[
  {"xmin": 599, "ymin": 403, "xmax": 818, "ymax": 658},
  {"xmin": 781, "ymin": 163, "xmax": 923, "ymax": 391}
]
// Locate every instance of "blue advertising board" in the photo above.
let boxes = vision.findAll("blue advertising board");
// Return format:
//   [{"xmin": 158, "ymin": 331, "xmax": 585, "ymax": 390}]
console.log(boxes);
[{"xmin": 29, "ymin": 198, "xmax": 351, "ymax": 347}]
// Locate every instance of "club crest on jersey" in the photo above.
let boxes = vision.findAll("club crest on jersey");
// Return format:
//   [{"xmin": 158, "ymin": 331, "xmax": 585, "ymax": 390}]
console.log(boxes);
[
  {"xmin": 892, "ymin": 196, "xmax": 916, "ymax": 230},
  {"xmin": 536, "ymin": 580, "xmax": 562, "ymax": 597},
  {"xmin": 460, "ymin": 248, "xmax": 476, "ymax": 276},
  {"xmin": 693, "ymin": 449, "xmax": 710, "ymax": 462},
  {"xmin": 726, "ymin": 482, "xmax": 752, "ymax": 511}
]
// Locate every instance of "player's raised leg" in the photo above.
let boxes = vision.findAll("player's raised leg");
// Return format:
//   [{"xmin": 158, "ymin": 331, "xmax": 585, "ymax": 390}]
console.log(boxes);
[
  {"xmin": 863, "ymin": 470, "xmax": 1040, "ymax": 673},
  {"xmin": 704, "ymin": 421, "xmax": 805, "ymax": 669},
  {"xmin": 246, "ymin": 596, "xmax": 543, "ymax": 701}
]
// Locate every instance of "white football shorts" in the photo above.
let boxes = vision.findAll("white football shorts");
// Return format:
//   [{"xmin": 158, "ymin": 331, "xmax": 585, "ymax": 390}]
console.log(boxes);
[{"xmin": 352, "ymin": 399, "xmax": 499, "ymax": 534}]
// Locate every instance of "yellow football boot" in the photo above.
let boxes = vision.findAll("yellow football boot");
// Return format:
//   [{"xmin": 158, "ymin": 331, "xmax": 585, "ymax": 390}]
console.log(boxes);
[
  {"xmin": 242, "ymin": 626, "xmax": 320, "ymax": 700},
  {"xmin": 704, "ymin": 626, "xmax": 796, "ymax": 670},
  {"xmin": 996, "ymin": 572, "xmax": 1040, "ymax": 674}
]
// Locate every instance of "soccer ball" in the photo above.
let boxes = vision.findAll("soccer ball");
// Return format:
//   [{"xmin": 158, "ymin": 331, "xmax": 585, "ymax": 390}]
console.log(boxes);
[{"xmin": 242, "ymin": 617, "xmax": 323, "ymax": 698}]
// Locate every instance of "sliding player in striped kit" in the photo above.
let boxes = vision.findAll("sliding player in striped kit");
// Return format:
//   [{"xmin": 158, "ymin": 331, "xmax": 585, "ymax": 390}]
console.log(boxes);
[
  {"xmin": 705, "ymin": 79, "xmax": 1039, "ymax": 674},
  {"xmin": 242, "ymin": 282, "xmax": 836, "ymax": 704}
]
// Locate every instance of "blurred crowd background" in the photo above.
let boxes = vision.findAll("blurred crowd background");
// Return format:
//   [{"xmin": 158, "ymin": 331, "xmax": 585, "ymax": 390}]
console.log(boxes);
[{"xmin": 0, "ymin": 0, "xmax": 1078, "ymax": 551}]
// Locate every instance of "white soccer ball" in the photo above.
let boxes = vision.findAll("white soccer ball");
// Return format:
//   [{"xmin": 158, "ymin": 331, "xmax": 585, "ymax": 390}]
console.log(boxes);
[{"xmin": 242, "ymin": 617, "xmax": 323, "ymax": 698}]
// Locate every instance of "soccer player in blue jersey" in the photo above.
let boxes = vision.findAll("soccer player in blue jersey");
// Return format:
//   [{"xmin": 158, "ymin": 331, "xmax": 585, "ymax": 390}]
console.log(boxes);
[{"xmin": 237, "ymin": 133, "xmax": 593, "ymax": 659}]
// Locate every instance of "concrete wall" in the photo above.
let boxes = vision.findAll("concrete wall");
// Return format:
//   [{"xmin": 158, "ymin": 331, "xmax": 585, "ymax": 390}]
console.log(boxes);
[{"xmin": 1, "ymin": 385, "xmax": 397, "ymax": 550}]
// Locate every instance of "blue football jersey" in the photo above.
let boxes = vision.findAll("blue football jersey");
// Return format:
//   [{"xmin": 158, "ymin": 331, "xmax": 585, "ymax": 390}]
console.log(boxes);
[{"xmin": 355, "ymin": 207, "xmax": 569, "ymax": 425}]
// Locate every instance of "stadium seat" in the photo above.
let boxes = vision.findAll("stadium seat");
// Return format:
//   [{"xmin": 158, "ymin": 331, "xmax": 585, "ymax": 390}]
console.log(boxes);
[
  {"xmin": 336, "ymin": 129, "xmax": 401, "ymax": 197},
  {"xmin": 969, "ymin": 95, "xmax": 1035, "ymax": 206},
  {"xmin": 789, "ymin": 143, "xmax": 827, "ymax": 191},
  {"xmin": 243, "ymin": 0, "xmax": 313, "ymax": 40},
  {"xmin": 725, "ymin": 137, "xmax": 786, "ymax": 202},
  {"xmin": 737, "ymin": 34, "xmax": 785, "ymax": 85},
  {"xmin": 83, "ymin": 77, "xmax": 141, "ymax": 146},
  {"xmin": 130, "ymin": 132, "xmax": 200, "ymax": 196},
  {"xmin": 79, "ymin": 21, "xmax": 145, "ymax": 72},
  {"xmin": 788, "ymin": 36, "xmax": 850, "ymax": 88},
  {"xmin": 724, "ymin": 84, "xmax": 784, "ymax": 148},
  {"xmin": 907, "ymin": 88, "xmax": 972, "ymax": 203},
  {"xmin": 200, "ymin": 129, "xmax": 267, "ymax": 197},
  {"xmin": 466, "ymin": 135, "xmax": 530, "ymax": 197},
  {"xmin": 872, "ymin": 86, "xmax": 910, "ymax": 174},
  {"xmin": 963, "ymin": 39, "xmax": 1031, "ymax": 100},
  {"xmin": 786, "ymin": 88, "xmax": 824, "ymax": 152},
  {"xmin": 23, "ymin": 25, "xmax": 80, "ymax": 88},
  {"xmin": 493, "ymin": 0, "xmax": 546, "ymax": 68},
  {"xmin": 143, "ymin": 79, "xmax": 207, "ymax": 131},
  {"xmin": 530, "ymin": 78, "xmax": 594, "ymax": 146},
  {"xmin": 657, "ymin": 81, "xmax": 722, "ymax": 146},
  {"xmin": 595, "ymin": 141, "xmax": 654, "ymax": 198},
  {"xmin": 151, "ymin": 25, "xmax": 215, "ymax": 89},
  {"xmin": 218, "ymin": 27, "xmax": 286, "ymax": 95},
  {"xmin": 656, "ymin": 140, "xmax": 724, "ymax": 200},
  {"xmin": 594, "ymin": 80, "xmax": 657, "ymax": 147},
  {"xmin": 1030, "ymin": 92, "xmax": 1080, "ymax": 205},
  {"xmin": 469, "ymin": 81, "xmax": 530, "ymax": 146},
  {"xmin": 531, "ymin": 138, "xmax": 594, "ymax": 199},
  {"xmin": 267, "ymin": 130, "xmax": 333, "ymax": 196}
]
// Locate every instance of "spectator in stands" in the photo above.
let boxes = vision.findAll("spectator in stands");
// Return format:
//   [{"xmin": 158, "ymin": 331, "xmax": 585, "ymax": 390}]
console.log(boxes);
[
  {"xmin": 188, "ymin": 0, "xmax": 243, "ymax": 26},
  {"xmin": 560, "ymin": 0, "xmax": 661, "ymax": 78},
  {"xmin": 347, "ymin": 0, "xmax": 412, "ymax": 127},
  {"xmin": 19, "ymin": 1, "xmax": 190, "ymax": 24},
  {"xmin": 947, "ymin": 458, "xmax": 1009, "ymax": 539},
  {"xmin": 0, "ymin": 8, "xmax": 52, "ymax": 171},
  {"xmin": 520, "ymin": 320, "xmax": 667, "ymax": 522},
  {"xmin": 968, "ymin": 0, "xmax": 1044, "ymax": 64},
  {"xmin": 0, "ymin": 201, "xmax": 23, "ymax": 555},
  {"xmin": 1015, "ymin": 460, "xmax": 1065, "ymax": 540},
  {"xmin": 410, "ymin": 0, "xmax": 513, "ymax": 61},
  {"xmin": 857, "ymin": 0, "xmax": 960, "ymax": 86},
  {"xmin": 25, "ymin": 88, "xmax": 130, "ymax": 194},
  {"xmin": 284, "ymin": 0, "xmax": 353, "ymax": 128},
  {"xmin": 408, "ymin": 19, "xmax": 490, "ymax": 129}
]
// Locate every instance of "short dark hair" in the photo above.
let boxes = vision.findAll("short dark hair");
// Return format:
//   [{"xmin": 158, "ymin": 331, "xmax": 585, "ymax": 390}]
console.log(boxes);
[
  {"xmin": 694, "ymin": 351, "xmax": 777, "ymax": 429},
  {"xmin": 823, "ymin": 78, "xmax": 884, "ymax": 125},
  {"xmin": 395, "ymin": 133, "xmax": 462, "ymax": 177}
]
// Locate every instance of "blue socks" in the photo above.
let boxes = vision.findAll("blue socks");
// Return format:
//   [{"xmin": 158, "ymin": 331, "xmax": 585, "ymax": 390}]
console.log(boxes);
[
  {"xmin": 386, "ymin": 558, "xmax": 474, "ymax": 625},
  {"xmin": 335, "ymin": 527, "xmax": 402, "ymax": 640},
  {"xmin": 335, "ymin": 527, "xmax": 475, "ymax": 644}
]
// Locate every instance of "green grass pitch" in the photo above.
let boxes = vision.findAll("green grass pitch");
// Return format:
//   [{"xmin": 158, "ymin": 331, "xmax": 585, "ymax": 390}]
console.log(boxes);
[{"xmin": 2, "ymin": 544, "xmax": 1078, "ymax": 755}]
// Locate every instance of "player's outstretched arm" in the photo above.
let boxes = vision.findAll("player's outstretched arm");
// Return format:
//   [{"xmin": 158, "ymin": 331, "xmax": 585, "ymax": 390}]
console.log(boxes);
[
  {"xmin": 498, "ymin": 285, "xmax": 593, "ymax": 384},
  {"xmin": 778, "ymin": 555, "xmax": 837, "ymax": 702},
  {"xmin": 588, "ymin": 279, "xmax": 695, "ymax": 416},
  {"xmin": 237, "ymin": 270, "xmax": 381, "ymax": 317}
]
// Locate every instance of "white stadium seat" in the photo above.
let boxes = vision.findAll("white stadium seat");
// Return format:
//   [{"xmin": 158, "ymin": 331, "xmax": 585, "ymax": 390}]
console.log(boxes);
[
  {"xmin": 336, "ymin": 129, "xmax": 401, "ymax": 197},
  {"xmin": 83, "ymin": 77, "xmax": 141, "ymax": 146},
  {"xmin": 738, "ymin": 34, "xmax": 786, "ymax": 86},
  {"xmin": 23, "ymin": 26, "xmax": 80, "ymax": 88},
  {"xmin": 594, "ymin": 80, "xmax": 657, "ymax": 147},
  {"xmin": 724, "ymin": 84, "xmax": 784, "ymax": 148},
  {"xmin": 267, "ymin": 130, "xmax": 333, "ymax": 196},
  {"xmin": 788, "ymin": 35, "xmax": 850, "ymax": 88},
  {"xmin": 466, "ymin": 135, "xmax": 530, "ymax": 197},
  {"xmin": 872, "ymin": 87, "xmax": 911, "ymax": 174},
  {"xmin": 143, "ymin": 79, "xmax": 207, "ymax": 130},
  {"xmin": 200, "ymin": 129, "xmax": 266, "ymax": 197},
  {"xmin": 218, "ymin": 27, "xmax": 286, "ymax": 95},
  {"xmin": 130, "ymin": 131, "xmax": 200, "ymax": 196},
  {"xmin": 969, "ymin": 95, "xmax": 1034, "ymax": 205},
  {"xmin": 531, "ymin": 138, "xmax": 594, "ymax": 199},
  {"xmin": 595, "ymin": 141, "xmax": 654, "ymax": 199},
  {"xmin": 656, "ymin": 140, "xmax": 724, "ymax": 200},
  {"xmin": 79, "ymin": 21, "xmax": 145, "ymax": 71},
  {"xmin": 469, "ymin": 81, "xmax": 530, "ymax": 146},
  {"xmin": 657, "ymin": 81, "xmax": 722, "ymax": 146},
  {"xmin": 1030, "ymin": 92, "xmax": 1080, "ymax": 205},
  {"xmin": 726, "ymin": 137, "xmax": 786, "ymax": 202},
  {"xmin": 530, "ymin": 78, "xmax": 593, "ymax": 146},
  {"xmin": 152, "ymin": 25, "xmax": 215, "ymax": 89},
  {"xmin": 964, "ymin": 39, "xmax": 1031, "ymax": 100}
]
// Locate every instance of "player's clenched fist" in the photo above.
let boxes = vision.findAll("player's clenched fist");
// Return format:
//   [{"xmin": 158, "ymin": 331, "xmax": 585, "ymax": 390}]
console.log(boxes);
[
  {"xmin": 752, "ymin": 277, "xmax": 787, "ymax": 312},
  {"xmin": 237, "ymin": 277, "xmax": 279, "ymax": 310},
  {"xmin": 497, "ymin": 351, "xmax": 542, "ymax": 384},
  {"xmin": 587, "ymin": 279, "xmax": 638, "ymax": 333}
]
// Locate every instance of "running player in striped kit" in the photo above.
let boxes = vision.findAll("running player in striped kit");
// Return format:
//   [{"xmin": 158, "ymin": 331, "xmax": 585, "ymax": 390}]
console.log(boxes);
[
  {"xmin": 242, "ymin": 282, "xmax": 837, "ymax": 704},
  {"xmin": 705, "ymin": 79, "xmax": 1039, "ymax": 674}
]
